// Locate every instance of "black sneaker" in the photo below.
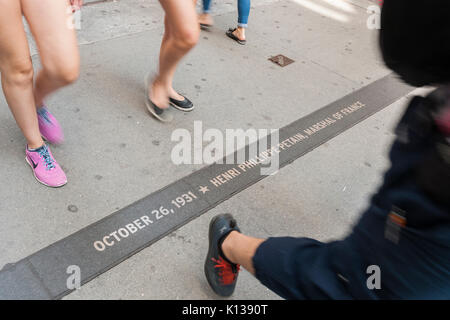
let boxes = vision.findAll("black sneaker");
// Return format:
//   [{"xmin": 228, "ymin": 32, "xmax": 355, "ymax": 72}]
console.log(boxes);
[
  {"xmin": 169, "ymin": 95, "xmax": 194, "ymax": 112},
  {"xmin": 204, "ymin": 214, "xmax": 241, "ymax": 297}
]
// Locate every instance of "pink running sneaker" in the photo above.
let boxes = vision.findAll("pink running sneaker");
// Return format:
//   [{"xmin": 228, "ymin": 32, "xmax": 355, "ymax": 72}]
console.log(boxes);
[
  {"xmin": 26, "ymin": 144, "xmax": 67, "ymax": 188},
  {"xmin": 37, "ymin": 106, "xmax": 64, "ymax": 144}
]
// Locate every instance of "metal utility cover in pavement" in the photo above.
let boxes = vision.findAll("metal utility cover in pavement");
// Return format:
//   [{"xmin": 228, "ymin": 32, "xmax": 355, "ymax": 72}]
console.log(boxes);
[{"xmin": 269, "ymin": 54, "xmax": 295, "ymax": 67}]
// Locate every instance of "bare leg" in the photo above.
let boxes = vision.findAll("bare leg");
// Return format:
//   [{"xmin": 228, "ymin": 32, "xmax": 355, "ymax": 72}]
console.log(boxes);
[
  {"xmin": 0, "ymin": 0, "xmax": 43, "ymax": 149},
  {"xmin": 21, "ymin": 0, "xmax": 80, "ymax": 108},
  {"xmin": 150, "ymin": 0, "xmax": 199, "ymax": 108},
  {"xmin": 221, "ymin": 231, "xmax": 265, "ymax": 275},
  {"xmin": 159, "ymin": 17, "xmax": 184, "ymax": 101}
]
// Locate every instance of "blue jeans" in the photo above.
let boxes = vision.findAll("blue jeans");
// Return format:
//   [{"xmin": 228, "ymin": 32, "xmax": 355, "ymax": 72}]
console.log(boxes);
[{"xmin": 202, "ymin": 0, "xmax": 250, "ymax": 27}]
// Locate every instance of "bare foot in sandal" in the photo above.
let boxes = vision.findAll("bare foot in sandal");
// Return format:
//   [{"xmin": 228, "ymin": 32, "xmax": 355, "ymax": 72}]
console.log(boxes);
[
  {"xmin": 232, "ymin": 27, "xmax": 246, "ymax": 41},
  {"xmin": 226, "ymin": 27, "xmax": 246, "ymax": 45},
  {"xmin": 198, "ymin": 13, "xmax": 213, "ymax": 28}
]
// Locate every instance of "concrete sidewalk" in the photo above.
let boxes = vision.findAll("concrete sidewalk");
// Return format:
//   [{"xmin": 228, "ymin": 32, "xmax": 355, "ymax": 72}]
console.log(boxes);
[{"xmin": 0, "ymin": 0, "xmax": 418, "ymax": 300}]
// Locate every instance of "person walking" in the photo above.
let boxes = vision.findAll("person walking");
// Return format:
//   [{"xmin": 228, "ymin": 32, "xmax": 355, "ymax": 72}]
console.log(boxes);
[
  {"xmin": 145, "ymin": 0, "xmax": 200, "ymax": 122},
  {"xmin": 198, "ymin": 0, "xmax": 251, "ymax": 45},
  {"xmin": 204, "ymin": 0, "xmax": 450, "ymax": 299},
  {"xmin": 0, "ymin": 0, "xmax": 82, "ymax": 187}
]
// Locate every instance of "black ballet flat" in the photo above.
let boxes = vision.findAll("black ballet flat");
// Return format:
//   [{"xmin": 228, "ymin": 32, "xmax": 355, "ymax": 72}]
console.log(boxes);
[
  {"xmin": 144, "ymin": 73, "xmax": 173, "ymax": 122},
  {"xmin": 145, "ymin": 97, "xmax": 173, "ymax": 122},
  {"xmin": 169, "ymin": 95, "xmax": 194, "ymax": 112}
]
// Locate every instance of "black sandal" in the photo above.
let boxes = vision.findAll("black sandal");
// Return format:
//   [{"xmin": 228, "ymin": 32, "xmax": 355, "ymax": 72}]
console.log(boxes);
[
  {"xmin": 226, "ymin": 28, "xmax": 246, "ymax": 45},
  {"xmin": 200, "ymin": 23, "xmax": 213, "ymax": 31}
]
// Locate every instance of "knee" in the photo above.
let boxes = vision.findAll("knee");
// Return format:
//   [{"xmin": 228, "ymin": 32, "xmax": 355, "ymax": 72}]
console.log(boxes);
[
  {"xmin": 2, "ymin": 60, "xmax": 34, "ymax": 87},
  {"xmin": 173, "ymin": 27, "xmax": 200, "ymax": 50},
  {"xmin": 60, "ymin": 64, "xmax": 80, "ymax": 85},
  {"xmin": 44, "ymin": 59, "xmax": 80, "ymax": 85}
]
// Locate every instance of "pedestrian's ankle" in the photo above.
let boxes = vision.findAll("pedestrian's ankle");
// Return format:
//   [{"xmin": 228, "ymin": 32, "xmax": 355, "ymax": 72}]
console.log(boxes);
[
  {"xmin": 28, "ymin": 141, "xmax": 45, "ymax": 151},
  {"xmin": 220, "ymin": 231, "xmax": 238, "ymax": 264},
  {"xmin": 235, "ymin": 27, "xmax": 246, "ymax": 40}
]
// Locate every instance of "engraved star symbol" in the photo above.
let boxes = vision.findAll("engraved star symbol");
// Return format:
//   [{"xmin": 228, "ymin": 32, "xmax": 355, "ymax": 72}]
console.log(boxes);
[{"xmin": 198, "ymin": 186, "xmax": 210, "ymax": 194}]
